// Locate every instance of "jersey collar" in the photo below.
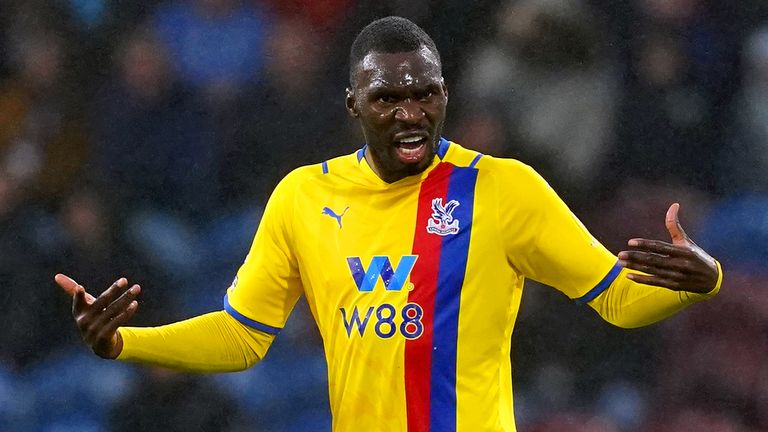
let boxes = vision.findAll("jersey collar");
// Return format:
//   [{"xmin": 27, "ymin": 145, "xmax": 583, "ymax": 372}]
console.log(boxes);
[{"xmin": 355, "ymin": 137, "xmax": 451, "ymax": 187}]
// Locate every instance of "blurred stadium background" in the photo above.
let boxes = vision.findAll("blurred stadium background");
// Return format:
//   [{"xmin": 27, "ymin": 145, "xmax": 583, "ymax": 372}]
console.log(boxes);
[{"xmin": 1, "ymin": 0, "xmax": 767, "ymax": 431}]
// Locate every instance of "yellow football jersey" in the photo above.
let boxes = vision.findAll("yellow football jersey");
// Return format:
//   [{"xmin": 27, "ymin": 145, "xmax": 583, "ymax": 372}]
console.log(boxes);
[{"xmin": 225, "ymin": 139, "xmax": 619, "ymax": 431}]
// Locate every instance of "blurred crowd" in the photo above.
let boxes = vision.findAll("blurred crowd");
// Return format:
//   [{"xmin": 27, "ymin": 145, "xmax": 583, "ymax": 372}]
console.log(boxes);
[{"xmin": 0, "ymin": 0, "xmax": 767, "ymax": 431}]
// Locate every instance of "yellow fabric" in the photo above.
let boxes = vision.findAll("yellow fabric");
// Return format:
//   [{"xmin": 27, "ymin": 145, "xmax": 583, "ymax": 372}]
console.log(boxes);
[
  {"xmin": 117, "ymin": 311, "xmax": 274, "ymax": 372},
  {"xmin": 589, "ymin": 261, "xmax": 722, "ymax": 328},
  {"xmin": 115, "ymin": 140, "xmax": 722, "ymax": 432},
  {"xmin": 224, "ymin": 141, "xmax": 623, "ymax": 431}
]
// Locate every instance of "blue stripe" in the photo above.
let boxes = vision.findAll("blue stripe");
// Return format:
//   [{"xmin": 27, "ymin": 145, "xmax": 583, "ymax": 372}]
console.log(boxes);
[
  {"xmin": 469, "ymin": 152, "xmax": 484, "ymax": 168},
  {"xmin": 321, "ymin": 161, "xmax": 329, "ymax": 174},
  {"xmin": 574, "ymin": 262, "xmax": 623, "ymax": 305},
  {"xmin": 429, "ymin": 166, "xmax": 477, "ymax": 431},
  {"xmin": 357, "ymin": 145, "xmax": 366, "ymax": 162},
  {"xmin": 223, "ymin": 294, "xmax": 282, "ymax": 335},
  {"xmin": 436, "ymin": 137, "xmax": 450, "ymax": 159}
]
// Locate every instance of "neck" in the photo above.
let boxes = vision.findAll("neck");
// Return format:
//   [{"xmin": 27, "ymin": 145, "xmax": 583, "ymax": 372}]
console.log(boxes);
[{"xmin": 363, "ymin": 146, "xmax": 435, "ymax": 184}]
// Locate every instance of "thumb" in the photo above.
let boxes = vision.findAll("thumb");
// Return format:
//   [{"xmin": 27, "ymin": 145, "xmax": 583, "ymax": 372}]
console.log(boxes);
[
  {"xmin": 665, "ymin": 203, "xmax": 689, "ymax": 245},
  {"xmin": 55, "ymin": 273, "xmax": 80, "ymax": 297},
  {"xmin": 55, "ymin": 273, "xmax": 96, "ymax": 305}
]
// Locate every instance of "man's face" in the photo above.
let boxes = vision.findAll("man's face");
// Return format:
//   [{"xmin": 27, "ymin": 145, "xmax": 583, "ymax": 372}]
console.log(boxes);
[{"xmin": 347, "ymin": 47, "xmax": 448, "ymax": 183}]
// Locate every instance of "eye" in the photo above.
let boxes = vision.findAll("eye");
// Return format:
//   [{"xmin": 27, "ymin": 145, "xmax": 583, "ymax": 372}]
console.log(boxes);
[{"xmin": 418, "ymin": 91, "xmax": 434, "ymax": 101}]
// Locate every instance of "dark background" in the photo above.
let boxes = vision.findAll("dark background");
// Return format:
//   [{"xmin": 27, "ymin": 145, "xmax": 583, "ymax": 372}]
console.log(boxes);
[{"xmin": 1, "ymin": 0, "xmax": 767, "ymax": 431}]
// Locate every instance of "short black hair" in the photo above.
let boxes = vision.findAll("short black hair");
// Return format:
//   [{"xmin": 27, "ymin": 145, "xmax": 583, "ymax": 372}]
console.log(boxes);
[{"xmin": 349, "ymin": 16, "xmax": 441, "ymax": 86}]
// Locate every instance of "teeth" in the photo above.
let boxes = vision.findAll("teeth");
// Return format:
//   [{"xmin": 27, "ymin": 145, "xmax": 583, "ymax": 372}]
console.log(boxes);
[{"xmin": 398, "ymin": 136, "xmax": 423, "ymax": 143}]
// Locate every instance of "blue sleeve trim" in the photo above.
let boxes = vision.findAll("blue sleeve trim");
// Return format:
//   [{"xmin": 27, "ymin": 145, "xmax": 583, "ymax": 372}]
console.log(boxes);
[
  {"xmin": 436, "ymin": 137, "xmax": 450, "ymax": 159},
  {"xmin": 223, "ymin": 294, "xmax": 282, "ymax": 335},
  {"xmin": 357, "ymin": 145, "xmax": 367, "ymax": 162},
  {"xmin": 469, "ymin": 153, "xmax": 484, "ymax": 168},
  {"xmin": 574, "ymin": 262, "xmax": 623, "ymax": 305},
  {"xmin": 321, "ymin": 161, "xmax": 329, "ymax": 174}
]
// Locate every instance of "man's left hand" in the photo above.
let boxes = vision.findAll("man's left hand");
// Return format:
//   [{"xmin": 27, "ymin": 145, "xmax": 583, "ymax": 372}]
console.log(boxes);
[{"xmin": 617, "ymin": 203, "xmax": 719, "ymax": 294}]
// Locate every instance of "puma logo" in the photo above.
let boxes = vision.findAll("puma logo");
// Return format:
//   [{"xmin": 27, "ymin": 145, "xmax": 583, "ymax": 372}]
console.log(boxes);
[{"xmin": 322, "ymin": 206, "xmax": 349, "ymax": 228}]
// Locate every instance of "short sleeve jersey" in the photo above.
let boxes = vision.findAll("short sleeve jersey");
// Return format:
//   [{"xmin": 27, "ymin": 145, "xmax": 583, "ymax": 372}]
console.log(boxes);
[{"xmin": 225, "ymin": 139, "xmax": 619, "ymax": 432}]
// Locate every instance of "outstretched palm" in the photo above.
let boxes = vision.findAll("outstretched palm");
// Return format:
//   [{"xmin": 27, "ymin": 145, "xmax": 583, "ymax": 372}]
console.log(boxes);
[{"xmin": 55, "ymin": 274, "xmax": 142, "ymax": 358}]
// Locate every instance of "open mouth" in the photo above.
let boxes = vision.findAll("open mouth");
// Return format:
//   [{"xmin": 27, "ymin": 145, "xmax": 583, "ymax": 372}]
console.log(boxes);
[{"xmin": 394, "ymin": 135, "xmax": 429, "ymax": 164}]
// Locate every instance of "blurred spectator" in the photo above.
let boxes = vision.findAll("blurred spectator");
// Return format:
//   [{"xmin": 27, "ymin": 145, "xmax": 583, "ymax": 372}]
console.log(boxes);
[
  {"xmin": 527, "ymin": 413, "xmax": 619, "ymax": 432},
  {"xmin": 90, "ymin": 29, "xmax": 219, "ymax": 223},
  {"xmin": 697, "ymin": 195, "xmax": 768, "ymax": 273},
  {"xmin": 605, "ymin": 0, "xmax": 740, "ymax": 194},
  {"xmin": 0, "ymin": 201, "xmax": 60, "ymax": 369},
  {"xmin": 722, "ymin": 26, "xmax": 768, "ymax": 194},
  {"xmin": 53, "ymin": 186, "xmax": 177, "ymax": 324},
  {"xmin": 150, "ymin": 0, "xmax": 272, "ymax": 101},
  {"xmin": 89, "ymin": 29, "xmax": 256, "ymax": 313},
  {"xmin": 582, "ymin": 181, "xmax": 711, "ymax": 253},
  {"xmin": 25, "ymin": 348, "xmax": 137, "ymax": 431},
  {"xmin": 457, "ymin": 0, "xmax": 619, "ymax": 206},
  {"xmin": 607, "ymin": 29, "xmax": 713, "ymax": 190},
  {"xmin": 110, "ymin": 368, "xmax": 238, "ymax": 432},
  {"xmin": 643, "ymin": 409, "xmax": 747, "ymax": 432},
  {"xmin": 647, "ymin": 267, "xmax": 768, "ymax": 430},
  {"xmin": 223, "ymin": 15, "xmax": 352, "ymax": 206},
  {"xmin": 0, "ymin": 19, "xmax": 91, "ymax": 369},
  {"xmin": 213, "ymin": 299, "xmax": 330, "ymax": 431},
  {"xmin": 263, "ymin": 0, "xmax": 354, "ymax": 31},
  {"xmin": 0, "ymin": 7, "xmax": 9, "ymax": 80},
  {"xmin": 0, "ymin": 27, "xmax": 87, "ymax": 206}
]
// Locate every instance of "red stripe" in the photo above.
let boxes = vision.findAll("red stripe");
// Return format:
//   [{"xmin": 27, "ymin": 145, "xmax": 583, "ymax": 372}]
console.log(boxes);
[{"xmin": 405, "ymin": 163, "xmax": 453, "ymax": 431}]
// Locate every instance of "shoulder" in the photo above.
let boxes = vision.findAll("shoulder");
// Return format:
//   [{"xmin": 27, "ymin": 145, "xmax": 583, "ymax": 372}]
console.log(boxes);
[
  {"xmin": 444, "ymin": 140, "xmax": 541, "ymax": 180},
  {"xmin": 274, "ymin": 164, "xmax": 323, "ymax": 196},
  {"xmin": 444, "ymin": 140, "xmax": 556, "ymax": 208},
  {"xmin": 275, "ymin": 151, "xmax": 358, "ymax": 192}
]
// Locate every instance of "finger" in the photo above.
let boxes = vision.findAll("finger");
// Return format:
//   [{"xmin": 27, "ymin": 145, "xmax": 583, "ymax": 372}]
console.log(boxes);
[
  {"xmin": 72, "ymin": 285, "xmax": 88, "ymax": 316},
  {"xmin": 105, "ymin": 284, "xmax": 141, "ymax": 318},
  {"xmin": 625, "ymin": 273, "xmax": 682, "ymax": 290},
  {"xmin": 626, "ymin": 239, "xmax": 692, "ymax": 257},
  {"xmin": 85, "ymin": 285, "xmax": 141, "ymax": 346},
  {"xmin": 618, "ymin": 258, "xmax": 686, "ymax": 280},
  {"xmin": 618, "ymin": 250, "xmax": 694, "ymax": 272},
  {"xmin": 90, "ymin": 278, "xmax": 129, "ymax": 311},
  {"xmin": 97, "ymin": 300, "xmax": 139, "ymax": 341},
  {"xmin": 93, "ymin": 285, "xmax": 141, "ymax": 329},
  {"xmin": 56, "ymin": 273, "xmax": 98, "ymax": 305},
  {"xmin": 665, "ymin": 203, "xmax": 689, "ymax": 245},
  {"xmin": 55, "ymin": 273, "xmax": 80, "ymax": 297}
]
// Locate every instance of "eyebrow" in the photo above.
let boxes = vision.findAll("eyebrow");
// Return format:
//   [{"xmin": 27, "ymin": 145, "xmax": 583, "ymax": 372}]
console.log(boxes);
[{"xmin": 367, "ymin": 80, "xmax": 441, "ymax": 92}]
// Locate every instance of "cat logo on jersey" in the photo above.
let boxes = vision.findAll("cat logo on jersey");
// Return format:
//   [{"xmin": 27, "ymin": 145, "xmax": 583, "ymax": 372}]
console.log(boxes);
[
  {"xmin": 427, "ymin": 198, "xmax": 460, "ymax": 236},
  {"xmin": 346, "ymin": 255, "xmax": 418, "ymax": 292}
]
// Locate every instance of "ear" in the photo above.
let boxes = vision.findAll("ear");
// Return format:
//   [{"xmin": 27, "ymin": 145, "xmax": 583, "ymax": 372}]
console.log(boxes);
[
  {"xmin": 345, "ymin": 88, "xmax": 359, "ymax": 118},
  {"xmin": 441, "ymin": 78, "xmax": 449, "ymax": 100}
]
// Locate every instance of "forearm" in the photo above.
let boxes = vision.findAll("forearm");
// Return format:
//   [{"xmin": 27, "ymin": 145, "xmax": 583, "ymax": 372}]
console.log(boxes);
[
  {"xmin": 117, "ymin": 311, "xmax": 275, "ymax": 372},
  {"xmin": 589, "ymin": 261, "xmax": 722, "ymax": 328}
]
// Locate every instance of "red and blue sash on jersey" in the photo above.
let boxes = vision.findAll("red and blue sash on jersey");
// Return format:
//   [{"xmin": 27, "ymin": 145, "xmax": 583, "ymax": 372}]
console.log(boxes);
[{"xmin": 406, "ymin": 161, "xmax": 478, "ymax": 432}]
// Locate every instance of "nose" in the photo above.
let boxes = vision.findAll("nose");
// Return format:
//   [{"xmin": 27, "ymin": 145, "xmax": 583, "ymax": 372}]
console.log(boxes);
[{"xmin": 394, "ymin": 99, "xmax": 424, "ymax": 124}]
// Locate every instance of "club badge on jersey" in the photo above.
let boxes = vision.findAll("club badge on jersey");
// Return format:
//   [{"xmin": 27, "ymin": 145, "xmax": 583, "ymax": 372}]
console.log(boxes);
[{"xmin": 427, "ymin": 198, "xmax": 460, "ymax": 236}]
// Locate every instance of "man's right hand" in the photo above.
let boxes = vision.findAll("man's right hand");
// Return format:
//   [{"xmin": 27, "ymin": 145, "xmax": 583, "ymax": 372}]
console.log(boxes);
[{"xmin": 55, "ymin": 274, "xmax": 141, "ymax": 359}]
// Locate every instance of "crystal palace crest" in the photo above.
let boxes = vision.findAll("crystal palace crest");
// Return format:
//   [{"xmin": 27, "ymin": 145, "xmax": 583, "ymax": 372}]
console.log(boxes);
[{"xmin": 426, "ymin": 198, "xmax": 460, "ymax": 236}]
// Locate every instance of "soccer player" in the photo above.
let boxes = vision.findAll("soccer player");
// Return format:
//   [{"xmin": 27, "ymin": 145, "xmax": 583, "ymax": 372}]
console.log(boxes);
[{"xmin": 56, "ymin": 17, "xmax": 721, "ymax": 432}]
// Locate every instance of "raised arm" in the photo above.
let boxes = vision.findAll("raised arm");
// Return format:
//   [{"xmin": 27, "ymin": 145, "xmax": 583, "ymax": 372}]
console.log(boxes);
[
  {"xmin": 587, "ymin": 203, "xmax": 722, "ymax": 328},
  {"xmin": 55, "ymin": 274, "xmax": 274, "ymax": 372}
]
